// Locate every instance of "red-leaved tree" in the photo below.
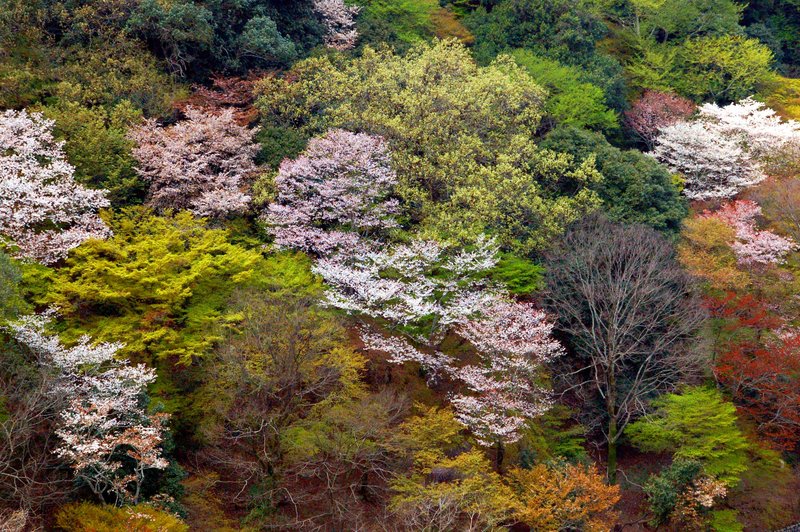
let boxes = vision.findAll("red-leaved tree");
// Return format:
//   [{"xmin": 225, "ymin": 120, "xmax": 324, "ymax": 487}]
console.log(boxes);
[{"xmin": 717, "ymin": 332, "xmax": 800, "ymax": 451}]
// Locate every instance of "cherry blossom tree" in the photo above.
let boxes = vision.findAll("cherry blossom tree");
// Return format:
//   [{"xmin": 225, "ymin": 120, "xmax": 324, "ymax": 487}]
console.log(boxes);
[
  {"xmin": 314, "ymin": 236, "xmax": 501, "ymax": 374},
  {"xmin": 0, "ymin": 109, "xmax": 111, "ymax": 264},
  {"xmin": 313, "ymin": 0, "xmax": 361, "ymax": 51},
  {"xmin": 265, "ymin": 129, "xmax": 399, "ymax": 257},
  {"xmin": 314, "ymin": 236, "xmax": 500, "ymax": 334},
  {"xmin": 701, "ymin": 200, "xmax": 795, "ymax": 266},
  {"xmin": 318, "ymin": 239, "xmax": 563, "ymax": 451},
  {"xmin": 625, "ymin": 90, "xmax": 696, "ymax": 149},
  {"xmin": 653, "ymin": 98, "xmax": 800, "ymax": 200},
  {"xmin": 129, "ymin": 106, "xmax": 257, "ymax": 218},
  {"xmin": 6, "ymin": 313, "xmax": 169, "ymax": 505},
  {"xmin": 451, "ymin": 301, "xmax": 564, "ymax": 452}
]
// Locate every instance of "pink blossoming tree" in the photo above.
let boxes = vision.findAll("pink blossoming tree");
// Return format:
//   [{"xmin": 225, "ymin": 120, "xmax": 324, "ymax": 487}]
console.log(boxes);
[
  {"xmin": 0, "ymin": 109, "xmax": 110, "ymax": 264},
  {"xmin": 625, "ymin": 90, "xmax": 696, "ymax": 150},
  {"xmin": 702, "ymin": 200, "xmax": 795, "ymax": 265},
  {"xmin": 129, "ymin": 106, "xmax": 257, "ymax": 218},
  {"xmin": 265, "ymin": 129, "xmax": 399, "ymax": 256}
]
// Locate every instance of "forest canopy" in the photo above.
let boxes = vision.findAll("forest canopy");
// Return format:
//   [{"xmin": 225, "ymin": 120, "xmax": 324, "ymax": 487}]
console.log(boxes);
[{"xmin": 2, "ymin": 0, "xmax": 800, "ymax": 530}]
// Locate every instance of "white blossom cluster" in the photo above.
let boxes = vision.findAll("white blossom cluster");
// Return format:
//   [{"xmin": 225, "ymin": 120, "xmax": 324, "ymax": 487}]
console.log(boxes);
[
  {"xmin": 0, "ymin": 109, "xmax": 111, "ymax": 264},
  {"xmin": 654, "ymin": 98, "xmax": 800, "ymax": 200},
  {"xmin": 313, "ymin": 0, "xmax": 361, "ymax": 51},
  {"xmin": 6, "ymin": 313, "xmax": 168, "ymax": 504}
]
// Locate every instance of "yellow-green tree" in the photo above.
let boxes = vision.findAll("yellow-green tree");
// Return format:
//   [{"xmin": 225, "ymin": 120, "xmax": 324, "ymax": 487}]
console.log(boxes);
[{"xmin": 256, "ymin": 40, "xmax": 602, "ymax": 254}]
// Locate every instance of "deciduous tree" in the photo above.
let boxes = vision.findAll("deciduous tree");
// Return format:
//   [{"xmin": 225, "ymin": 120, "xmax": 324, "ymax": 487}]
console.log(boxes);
[
  {"xmin": 7, "ymin": 313, "xmax": 169, "ymax": 505},
  {"xmin": 625, "ymin": 90, "xmax": 695, "ymax": 149},
  {"xmin": 653, "ymin": 98, "xmax": 800, "ymax": 200},
  {"xmin": 0, "ymin": 109, "xmax": 110, "ymax": 264},
  {"xmin": 265, "ymin": 129, "xmax": 399, "ymax": 257},
  {"xmin": 700, "ymin": 200, "xmax": 795, "ymax": 266},
  {"xmin": 545, "ymin": 216, "xmax": 704, "ymax": 483},
  {"xmin": 627, "ymin": 386, "xmax": 749, "ymax": 486},
  {"xmin": 506, "ymin": 461, "xmax": 620, "ymax": 532},
  {"xmin": 129, "ymin": 107, "xmax": 258, "ymax": 218},
  {"xmin": 451, "ymin": 301, "xmax": 563, "ymax": 453},
  {"xmin": 313, "ymin": 0, "xmax": 361, "ymax": 50}
]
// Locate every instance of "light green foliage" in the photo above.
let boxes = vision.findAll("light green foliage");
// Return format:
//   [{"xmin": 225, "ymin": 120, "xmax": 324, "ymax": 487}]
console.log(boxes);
[
  {"xmin": 39, "ymin": 100, "xmax": 145, "ymax": 205},
  {"xmin": 511, "ymin": 50, "xmax": 618, "ymax": 131},
  {"xmin": 358, "ymin": 0, "xmax": 439, "ymax": 47},
  {"xmin": 625, "ymin": 34, "xmax": 774, "ymax": 102},
  {"xmin": 45, "ymin": 208, "xmax": 319, "ymax": 365},
  {"xmin": 541, "ymin": 125, "xmax": 687, "ymax": 233},
  {"xmin": 679, "ymin": 35, "xmax": 774, "ymax": 102},
  {"xmin": 627, "ymin": 0, "xmax": 744, "ymax": 41},
  {"xmin": 52, "ymin": 41, "xmax": 187, "ymax": 117},
  {"xmin": 389, "ymin": 406, "xmax": 515, "ymax": 528},
  {"xmin": 55, "ymin": 502, "xmax": 188, "ymax": 532},
  {"xmin": 520, "ymin": 405, "xmax": 588, "ymax": 463},
  {"xmin": 627, "ymin": 386, "xmax": 749, "ymax": 485},
  {"xmin": 710, "ymin": 509, "xmax": 744, "ymax": 532},
  {"xmin": 489, "ymin": 254, "xmax": 545, "ymax": 296},
  {"xmin": 257, "ymin": 40, "xmax": 602, "ymax": 254}
]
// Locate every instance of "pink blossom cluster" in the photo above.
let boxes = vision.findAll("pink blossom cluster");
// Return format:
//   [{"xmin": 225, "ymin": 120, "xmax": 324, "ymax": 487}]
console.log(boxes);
[
  {"xmin": 7, "ymin": 313, "xmax": 169, "ymax": 504},
  {"xmin": 654, "ymin": 98, "xmax": 800, "ymax": 200},
  {"xmin": 0, "ymin": 109, "xmax": 111, "ymax": 264},
  {"xmin": 313, "ymin": 0, "xmax": 361, "ymax": 51},
  {"xmin": 625, "ymin": 90, "xmax": 696, "ymax": 149},
  {"xmin": 130, "ymin": 106, "xmax": 257, "ymax": 218},
  {"xmin": 702, "ymin": 200, "xmax": 795, "ymax": 265},
  {"xmin": 266, "ymin": 129, "xmax": 399, "ymax": 257}
]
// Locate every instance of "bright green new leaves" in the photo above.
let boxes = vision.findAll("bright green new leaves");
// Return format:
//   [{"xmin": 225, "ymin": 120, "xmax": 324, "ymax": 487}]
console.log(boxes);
[
  {"xmin": 45, "ymin": 208, "xmax": 319, "ymax": 365},
  {"xmin": 0, "ymin": 251, "xmax": 26, "ymax": 322},
  {"xmin": 627, "ymin": 387, "xmax": 749, "ymax": 485},
  {"xmin": 257, "ymin": 40, "xmax": 602, "ymax": 255},
  {"xmin": 626, "ymin": 35, "xmax": 774, "ymax": 102},
  {"xmin": 680, "ymin": 35, "xmax": 774, "ymax": 102},
  {"xmin": 511, "ymin": 50, "xmax": 618, "ymax": 132}
]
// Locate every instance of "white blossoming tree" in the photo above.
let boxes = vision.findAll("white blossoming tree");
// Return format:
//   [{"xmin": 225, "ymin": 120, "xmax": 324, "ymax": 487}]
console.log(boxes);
[
  {"xmin": 313, "ymin": 0, "xmax": 361, "ymax": 51},
  {"xmin": 315, "ymin": 239, "xmax": 565, "ymax": 453},
  {"xmin": 0, "ymin": 109, "xmax": 111, "ymax": 264},
  {"xmin": 7, "ymin": 313, "xmax": 169, "ymax": 505},
  {"xmin": 314, "ymin": 236, "xmax": 501, "ymax": 377},
  {"xmin": 452, "ymin": 301, "xmax": 564, "ymax": 450},
  {"xmin": 653, "ymin": 98, "xmax": 800, "ymax": 200},
  {"xmin": 265, "ymin": 129, "xmax": 399, "ymax": 256},
  {"xmin": 129, "ymin": 106, "xmax": 257, "ymax": 218}
]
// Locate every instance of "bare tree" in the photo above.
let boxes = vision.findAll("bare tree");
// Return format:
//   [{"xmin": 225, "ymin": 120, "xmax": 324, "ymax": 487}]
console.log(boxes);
[
  {"xmin": 0, "ymin": 339, "xmax": 72, "ymax": 522},
  {"xmin": 544, "ymin": 216, "xmax": 705, "ymax": 483}
]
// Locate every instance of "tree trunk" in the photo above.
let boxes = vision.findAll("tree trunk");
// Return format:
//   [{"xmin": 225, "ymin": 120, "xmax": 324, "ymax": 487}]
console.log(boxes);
[
  {"xmin": 607, "ymin": 415, "xmax": 618, "ymax": 484},
  {"xmin": 607, "ymin": 367, "xmax": 618, "ymax": 484},
  {"xmin": 495, "ymin": 439, "xmax": 505, "ymax": 471}
]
